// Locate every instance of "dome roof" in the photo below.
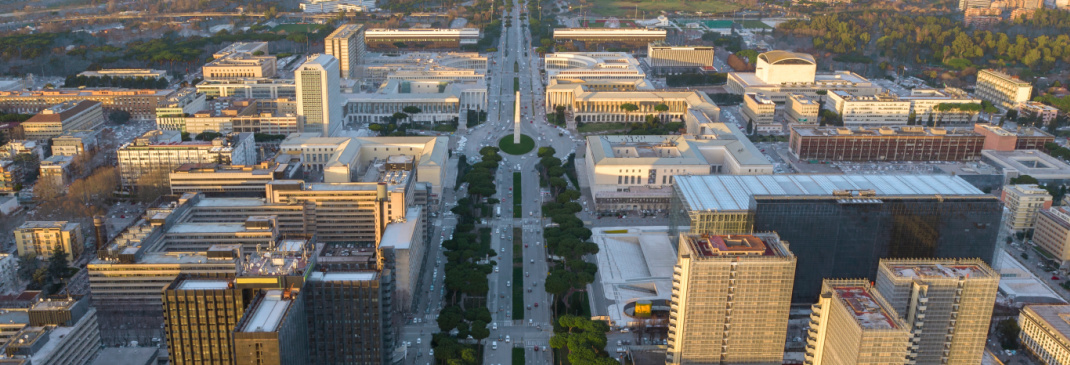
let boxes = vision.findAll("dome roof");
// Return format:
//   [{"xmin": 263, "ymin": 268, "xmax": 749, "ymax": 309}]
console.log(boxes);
[{"xmin": 758, "ymin": 50, "xmax": 816, "ymax": 65}]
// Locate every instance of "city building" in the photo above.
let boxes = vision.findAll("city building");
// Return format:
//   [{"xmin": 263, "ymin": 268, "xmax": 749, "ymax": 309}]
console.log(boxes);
[
  {"xmin": 0, "ymin": 160, "xmax": 17, "ymax": 194},
  {"xmin": 13, "ymin": 221, "xmax": 83, "ymax": 259},
  {"xmin": 325, "ymin": 24, "xmax": 367, "ymax": 79},
  {"xmin": 305, "ymin": 244, "xmax": 393, "ymax": 365},
  {"xmin": 117, "ymin": 130, "xmax": 256, "ymax": 189},
  {"xmin": 727, "ymin": 51, "xmax": 881, "ymax": 102},
  {"xmin": 162, "ymin": 275, "xmax": 245, "ymax": 365},
  {"xmin": 828, "ymin": 90, "xmax": 911, "ymax": 125},
  {"xmin": 20, "ymin": 100, "xmax": 104, "ymax": 141},
  {"xmin": 974, "ymin": 123, "xmax": 1055, "ymax": 151},
  {"xmin": 543, "ymin": 52, "xmax": 651, "ymax": 93},
  {"xmin": 203, "ymin": 52, "xmax": 278, "ymax": 80},
  {"xmin": 1002, "ymin": 184, "xmax": 1054, "ymax": 231},
  {"xmin": 0, "ymin": 140, "xmax": 43, "ymax": 160},
  {"xmin": 169, "ymin": 162, "xmax": 299, "ymax": 196},
  {"xmin": 278, "ymin": 134, "xmax": 448, "ymax": 196},
  {"xmin": 77, "ymin": 68, "xmax": 168, "ymax": 80},
  {"xmin": 666, "ymin": 232, "xmax": 796, "ymax": 365},
  {"xmin": 1, "ymin": 296, "xmax": 101, "ymax": 365},
  {"xmin": 1032, "ymin": 206, "xmax": 1070, "ymax": 268},
  {"xmin": 155, "ymin": 87, "xmax": 208, "ymax": 119},
  {"xmin": 785, "ymin": 93, "xmax": 820, "ymax": 124},
  {"xmin": 546, "ymin": 86, "xmax": 719, "ymax": 123},
  {"xmin": 38, "ymin": 155, "xmax": 73, "ymax": 187},
  {"xmin": 157, "ymin": 98, "xmax": 304, "ymax": 135},
  {"xmin": 804, "ymin": 280, "xmax": 911, "ymax": 365},
  {"xmin": 232, "ymin": 289, "xmax": 310, "ymax": 365},
  {"xmin": 669, "ymin": 174, "xmax": 1001, "ymax": 302},
  {"xmin": 51, "ymin": 131, "xmax": 98, "ymax": 157},
  {"xmin": 742, "ymin": 92, "xmax": 777, "ymax": 132},
  {"xmin": 301, "ymin": 0, "xmax": 376, "ymax": 13},
  {"xmin": 378, "ymin": 206, "xmax": 425, "ymax": 310},
  {"xmin": 1020, "ymin": 101, "xmax": 1061, "ymax": 124},
  {"xmin": 875, "ymin": 259, "xmax": 1000, "ymax": 365},
  {"xmin": 0, "ymin": 88, "xmax": 177, "ymax": 121},
  {"xmin": 356, "ymin": 52, "xmax": 487, "ymax": 88},
  {"xmin": 981, "ymin": 149, "xmax": 1070, "ymax": 184},
  {"xmin": 195, "ymin": 78, "xmax": 296, "ymax": 99},
  {"xmin": 364, "ymin": 28, "xmax": 480, "ymax": 50},
  {"xmin": 552, "ymin": 28, "xmax": 667, "ymax": 52},
  {"xmin": 214, "ymin": 42, "xmax": 270, "ymax": 59},
  {"xmin": 960, "ymin": 0, "xmax": 995, "ymax": 9},
  {"xmin": 788, "ymin": 125, "xmax": 986, "ymax": 162},
  {"xmin": 901, "ymin": 87, "xmax": 982, "ymax": 125},
  {"xmin": 1019, "ymin": 304, "xmax": 1070, "ymax": 365},
  {"xmin": 343, "ymin": 77, "xmax": 487, "ymax": 124},
  {"xmin": 646, "ymin": 44, "xmax": 714, "ymax": 75},
  {"xmin": 964, "ymin": 8, "xmax": 1003, "ymax": 28},
  {"xmin": 976, "ymin": 69, "xmax": 1033, "ymax": 109},
  {"xmin": 584, "ymin": 125, "xmax": 773, "ymax": 211},
  {"xmin": 296, "ymin": 55, "xmax": 342, "ymax": 137},
  {"xmin": 0, "ymin": 254, "xmax": 19, "ymax": 294}
]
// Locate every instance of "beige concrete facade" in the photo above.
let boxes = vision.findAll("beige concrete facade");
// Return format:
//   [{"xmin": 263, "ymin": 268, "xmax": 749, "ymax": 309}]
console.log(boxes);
[
  {"xmin": 742, "ymin": 92, "xmax": 776, "ymax": 125},
  {"xmin": 754, "ymin": 50, "xmax": 817, "ymax": 85},
  {"xmin": 296, "ymin": 54, "xmax": 342, "ymax": 137},
  {"xmin": 667, "ymin": 233, "xmax": 796, "ymax": 365},
  {"xmin": 828, "ymin": 90, "xmax": 911, "ymax": 125},
  {"xmin": 1033, "ymin": 207, "xmax": 1070, "ymax": 267},
  {"xmin": 805, "ymin": 280, "xmax": 911, "ymax": 365},
  {"xmin": 0, "ymin": 88, "xmax": 176, "ymax": 121},
  {"xmin": 546, "ymin": 85, "xmax": 719, "ymax": 124},
  {"xmin": 646, "ymin": 44, "xmax": 714, "ymax": 74},
  {"xmin": 325, "ymin": 24, "xmax": 366, "ymax": 79},
  {"xmin": 21, "ymin": 100, "xmax": 104, "ymax": 141},
  {"xmin": 117, "ymin": 130, "xmax": 256, "ymax": 189},
  {"xmin": 14, "ymin": 221, "xmax": 84, "ymax": 259},
  {"xmin": 786, "ymin": 93, "xmax": 821, "ymax": 124},
  {"xmin": 51, "ymin": 131, "xmax": 98, "ymax": 156},
  {"xmin": 203, "ymin": 53, "xmax": 278, "ymax": 80},
  {"xmin": 976, "ymin": 69, "xmax": 1033, "ymax": 109},
  {"xmin": 1002, "ymin": 184, "xmax": 1054, "ymax": 231},
  {"xmin": 875, "ymin": 259, "xmax": 999, "ymax": 365},
  {"xmin": 902, "ymin": 88, "xmax": 982, "ymax": 125},
  {"xmin": 1019, "ymin": 304, "xmax": 1070, "ymax": 365}
]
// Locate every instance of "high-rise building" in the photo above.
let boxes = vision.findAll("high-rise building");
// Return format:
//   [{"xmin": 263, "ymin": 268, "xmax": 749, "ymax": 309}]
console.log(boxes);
[
  {"xmin": 669, "ymin": 175, "xmax": 1002, "ymax": 302},
  {"xmin": 295, "ymin": 54, "xmax": 342, "ymax": 137},
  {"xmin": 325, "ymin": 24, "xmax": 366, "ymax": 79},
  {"xmin": 1034, "ymin": 206, "xmax": 1070, "ymax": 267},
  {"xmin": 804, "ymin": 280, "xmax": 911, "ymax": 365},
  {"xmin": 875, "ymin": 259, "xmax": 1000, "ymax": 365},
  {"xmin": 162, "ymin": 275, "xmax": 245, "ymax": 365},
  {"xmin": 13, "ymin": 221, "xmax": 84, "ymax": 259},
  {"xmin": 306, "ymin": 244, "xmax": 394, "ymax": 365},
  {"xmin": 232, "ymin": 289, "xmax": 310, "ymax": 365},
  {"xmin": 666, "ymin": 233, "xmax": 796, "ymax": 365},
  {"xmin": 976, "ymin": 69, "xmax": 1033, "ymax": 110},
  {"xmin": 1018, "ymin": 304, "xmax": 1070, "ymax": 365},
  {"xmin": 1002, "ymin": 184, "xmax": 1054, "ymax": 231}
]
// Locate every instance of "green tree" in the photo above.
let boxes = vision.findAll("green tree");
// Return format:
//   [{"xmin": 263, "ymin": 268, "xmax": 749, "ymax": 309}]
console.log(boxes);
[
  {"xmin": 437, "ymin": 305, "xmax": 464, "ymax": 332},
  {"xmin": 470, "ymin": 320, "xmax": 490, "ymax": 343},
  {"xmin": 654, "ymin": 103, "xmax": 669, "ymax": 112},
  {"xmin": 996, "ymin": 318, "xmax": 1020, "ymax": 350}
]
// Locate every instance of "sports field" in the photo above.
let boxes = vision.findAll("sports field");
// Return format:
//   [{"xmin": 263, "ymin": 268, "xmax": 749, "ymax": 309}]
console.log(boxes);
[
  {"xmin": 589, "ymin": 0, "xmax": 739, "ymax": 17},
  {"xmin": 703, "ymin": 20, "xmax": 733, "ymax": 28},
  {"xmin": 272, "ymin": 24, "xmax": 320, "ymax": 33},
  {"xmin": 582, "ymin": 19, "xmax": 638, "ymax": 28}
]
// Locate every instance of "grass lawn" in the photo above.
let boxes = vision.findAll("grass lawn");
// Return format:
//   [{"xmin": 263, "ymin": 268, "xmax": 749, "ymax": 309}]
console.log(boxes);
[
  {"xmin": 513, "ymin": 267, "xmax": 525, "ymax": 320},
  {"xmin": 513, "ymin": 348, "xmax": 526, "ymax": 365},
  {"xmin": 590, "ymin": 0, "xmax": 739, "ymax": 17},
  {"xmin": 272, "ymin": 23, "xmax": 320, "ymax": 33},
  {"xmin": 514, "ymin": 77, "xmax": 520, "ymax": 92},
  {"xmin": 740, "ymin": 20, "xmax": 772, "ymax": 29},
  {"xmin": 514, "ymin": 172, "xmax": 523, "ymax": 217},
  {"xmin": 433, "ymin": 124, "xmax": 457, "ymax": 132},
  {"xmin": 703, "ymin": 20, "xmax": 734, "ymax": 28},
  {"xmin": 577, "ymin": 122, "xmax": 630, "ymax": 133},
  {"xmin": 499, "ymin": 134, "xmax": 535, "ymax": 155}
]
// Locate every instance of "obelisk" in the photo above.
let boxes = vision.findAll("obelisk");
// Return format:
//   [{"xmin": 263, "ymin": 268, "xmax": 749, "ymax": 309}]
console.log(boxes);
[{"xmin": 513, "ymin": 91, "xmax": 521, "ymax": 144}]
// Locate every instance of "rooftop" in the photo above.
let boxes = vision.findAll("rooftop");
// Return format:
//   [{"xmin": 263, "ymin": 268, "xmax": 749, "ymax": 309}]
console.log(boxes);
[
  {"xmin": 29, "ymin": 298, "xmax": 78, "ymax": 311},
  {"xmin": 791, "ymin": 125, "xmax": 979, "ymax": 137},
  {"xmin": 830, "ymin": 284, "xmax": 899, "ymax": 330},
  {"xmin": 982, "ymin": 150, "xmax": 1070, "ymax": 179},
  {"xmin": 16, "ymin": 221, "xmax": 77, "ymax": 231},
  {"xmin": 238, "ymin": 290, "xmax": 292, "ymax": 333},
  {"xmin": 1024, "ymin": 305, "xmax": 1070, "ymax": 344},
  {"xmin": 310, "ymin": 271, "xmax": 378, "ymax": 281},
  {"xmin": 683, "ymin": 234, "xmax": 775, "ymax": 257},
  {"xmin": 89, "ymin": 347, "xmax": 159, "ymax": 365},
  {"xmin": 176, "ymin": 279, "xmax": 232, "ymax": 290},
  {"xmin": 886, "ymin": 263, "xmax": 993, "ymax": 279},
  {"xmin": 675, "ymin": 175, "xmax": 984, "ymax": 212},
  {"xmin": 758, "ymin": 50, "xmax": 816, "ymax": 65},
  {"xmin": 379, "ymin": 207, "xmax": 422, "ymax": 250}
]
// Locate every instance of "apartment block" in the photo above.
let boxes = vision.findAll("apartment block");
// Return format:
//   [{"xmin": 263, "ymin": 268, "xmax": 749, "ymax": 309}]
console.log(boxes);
[
  {"xmin": 666, "ymin": 233, "xmax": 796, "ymax": 365},
  {"xmin": 875, "ymin": 259, "xmax": 1000, "ymax": 365},
  {"xmin": 233, "ymin": 289, "xmax": 310, "ymax": 365},
  {"xmin": 646, "ymin": 44, "xmax": 714, "ymax": 75},
  {"xmin": 0, "ymin": 253, "xmax": 18, "ymax": 294},
  {"xmin": 0, "ymin": 160, "xmax": 17, "ymax": 194},
  {"xmin": 51, "ymin": 131, "xmax": 98, "ymax": 157},
  {"xmin": 116, "ymin": 130, "xmax": 256, "ymax": 189},
  {"xmin": 163, "ymin": 275, "xmax": 245, "ymax": 365},
  {"xmin": 0, "ymin": 140, "xmax": 44, "ymax": 160},
  {"xmin": 788, "ymin": 125, "xmax": 986, "ymax": 162},
  {"xmin": 14, "ymin": 221, "xmax": 83, "ymax": 259},
  {"xmin": 20, "ymin": 100, "xmax": 104, "ymax": 141},
  {"xmin": 804, "ymin": 280, "xmax": 911, "ymax": 365},
  {"xmin": 203, "ymin": 53, "xmax": 278, "ymax": 80},
  {"xmin": 742, "ymin": 92, "xmax": 776, "ymax": 125},
  {"xmin": 296, "ymin": 54, "xmax": 342, "ymax": 137},
  {"xmin": 0, "ymin": 88, "xmax": 176, "ymax": 121},
  {"xmin": 786, "ymin": 93, "xmax": 820, "ymax": 124},
  {"xmin": 976, "ymin": 69, "xmax": 1033, "ymax": 109},
  {"xmin": 901, "ymin": 88, "xmax": 982, "ymax": 126},
  {"xmin": 1019, "ymin": 304, "xmax": 1070, "ymax": 365},
  {"xmin": 1033, "ymin": 206, "xmax": 1070, "ymax": 267},
  {"xmin": 1020, "ymin": 101, "xmax": 1061, "ymax": 124},
  {"xmin": 39, "ymin": 155, "xmax": 73, "ymax": 187},
  {"xmin": 1002, "ymin": 184, "xmax": 1054, "ymax": 231},
  {"xmin": 828, "ymin": 90, "xmax": 911, "ymax": 125},
  {"xmin": 325, "ymin": 24, "xmax": 366, "ymax": 79}
]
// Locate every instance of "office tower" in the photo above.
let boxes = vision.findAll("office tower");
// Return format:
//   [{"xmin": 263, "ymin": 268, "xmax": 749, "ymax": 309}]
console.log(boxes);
[
  {"xmin": 1034, "ymin": 206, "xmax": 1070, "ymax": 267},
  {"xmin": 163, "ymin": 275, "xmax": 245, "ymax": 365},
  {"xmin": 306, "ymin": 243, "xmax": 393, "ymax": 365},
  {"xmin": 295, "ymin": 54, "xmax": 341, "ymax": 137},
  {"xmin": 670, "ymin": 174, "xmax": 1002, "ymax": 302},
  {"xmin": 975, "ymin": 69, "xmax": 1033, "ymax": 109},
  {"xmin": 805, "ymin": 280, "xmax": 911, "ymax": 365},
  {"xmin": 1002, "ymin": 184, "xmax": 1053, "ymax": 231},
  {"xmin": 325, "ymin": 24, "xmax": 366, "ymax": 79},
  {"xmin": 875, "ymin": 259, "xmax": 999, "ymax": 365},
  {"xmin": 666, "ymin": 233, "xmax": 796, "ymax": 365},
  {"xmin": 13, "ymin": 221, "xmax": 84, "ymax": 259},
  {"xmin": 233, "ymin": 289, "xmax": 310, "ymax": 365},
  {"xmin": 1019, "ymin": 304, "xmax": 1070, "ymax": 365}
]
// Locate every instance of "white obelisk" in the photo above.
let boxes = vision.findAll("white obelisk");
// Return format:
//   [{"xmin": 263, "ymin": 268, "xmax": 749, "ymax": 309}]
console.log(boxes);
[{"xmin": 513, "ymin": 91, "xmax": 521, "ymax": 144}]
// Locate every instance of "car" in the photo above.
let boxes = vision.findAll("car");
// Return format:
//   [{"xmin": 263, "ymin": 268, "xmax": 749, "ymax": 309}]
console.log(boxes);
[
  {"xmin": 529, "ymin": 319, "xmax": 533, "ymax": 325},
  {"xmin": 506, "ymin": 281, "xmax": 511, "ymax": 287},
  {"xmin": 494, "ymin": 266, "xmax": 499, "ymax": 273},
  {"xmin": 534, "ymin": 346, "xmax": 539, "ymax": 351},
  {"xmin": 524, "ymin": 244, "xmax": 528, "ymax": 248},
  {"xmin": 417, "ymin": 337, "xmax": 422, "ymax": 345},
  {"xmin": 500, "ymin": 247, "xmax": 505, "ymax": 253},
  {"xmin": 506, "ymin": 335, "xmax": 511, "ymax": 343},
  {"xmin": 530, "ymin": 259, "xmax": 535, "ymax": 264},
  {"xmin": 429, "ymin": 349, "xmax": 434, "ymax": 356},
  {"xmin": 527, "ymin": 288, "xmax": 532, "ymax": 293},
  {"xmin": 492, "ymin": 322, "xmax": 498, "ymax": 330},
  {"xmin": 525, "ymin": 272, "xmax": 529, "ymax": 277},
  {"xmin": 534, "ymin": 302, "xmax": 538, "ymax": 307},
  {"xmin": 527, "ymin": 305, "xmax": 531, "ymax": 310}
]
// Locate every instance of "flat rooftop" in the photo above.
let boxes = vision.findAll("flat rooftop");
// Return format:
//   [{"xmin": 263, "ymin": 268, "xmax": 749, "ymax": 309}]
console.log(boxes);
[
  {"xmin": 379, "ymin": 207, "xmax": 421, "ymax": 250},
  {"xmin": 312, "ymin": 272, "xmax": 378, "ymax": 281},
  {"xmin": 684, "ymin": 234, "xmax": 773, "ymax": 257},
  {"xmin": 1024, "ymin": 305, "xmax": 1070, "ymax": 344},
  {"xmin": 675, "ymin": 174, "xmax": 985, "ymax": 212},
  {"xmin": 239, "ymin": 290, "xmax": 292, "ymax": 333},
  {"xmin": 832, "ymin": 285, "xmax": 898, "ymax": 330},
  {"xmin": 982, "ymin": 150, "xmax": 1070, "ymax": 179},
  {"xmin": 791, "ymin": 125, "xmax": 979, "ymax": 137},
  {"xmin": 886, "ymin": 263, "xmax": 992, "ymax": 279},
  {"xmin": 176, "ymin": 279, "xmax": 232, "ymax": 290},
  {"xmin": 167, "ymin": 222, "xmax": 256, "ymax": 234},
  {"xmin": 30, "ymin": 298, "xmax": 77, "ymax": 311}
]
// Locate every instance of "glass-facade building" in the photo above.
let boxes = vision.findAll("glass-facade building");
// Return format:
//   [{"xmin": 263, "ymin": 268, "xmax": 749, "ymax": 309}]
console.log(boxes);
[{"xmin": 669, "ymin": 175, "xmax": 1002, "ymax": 303}]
